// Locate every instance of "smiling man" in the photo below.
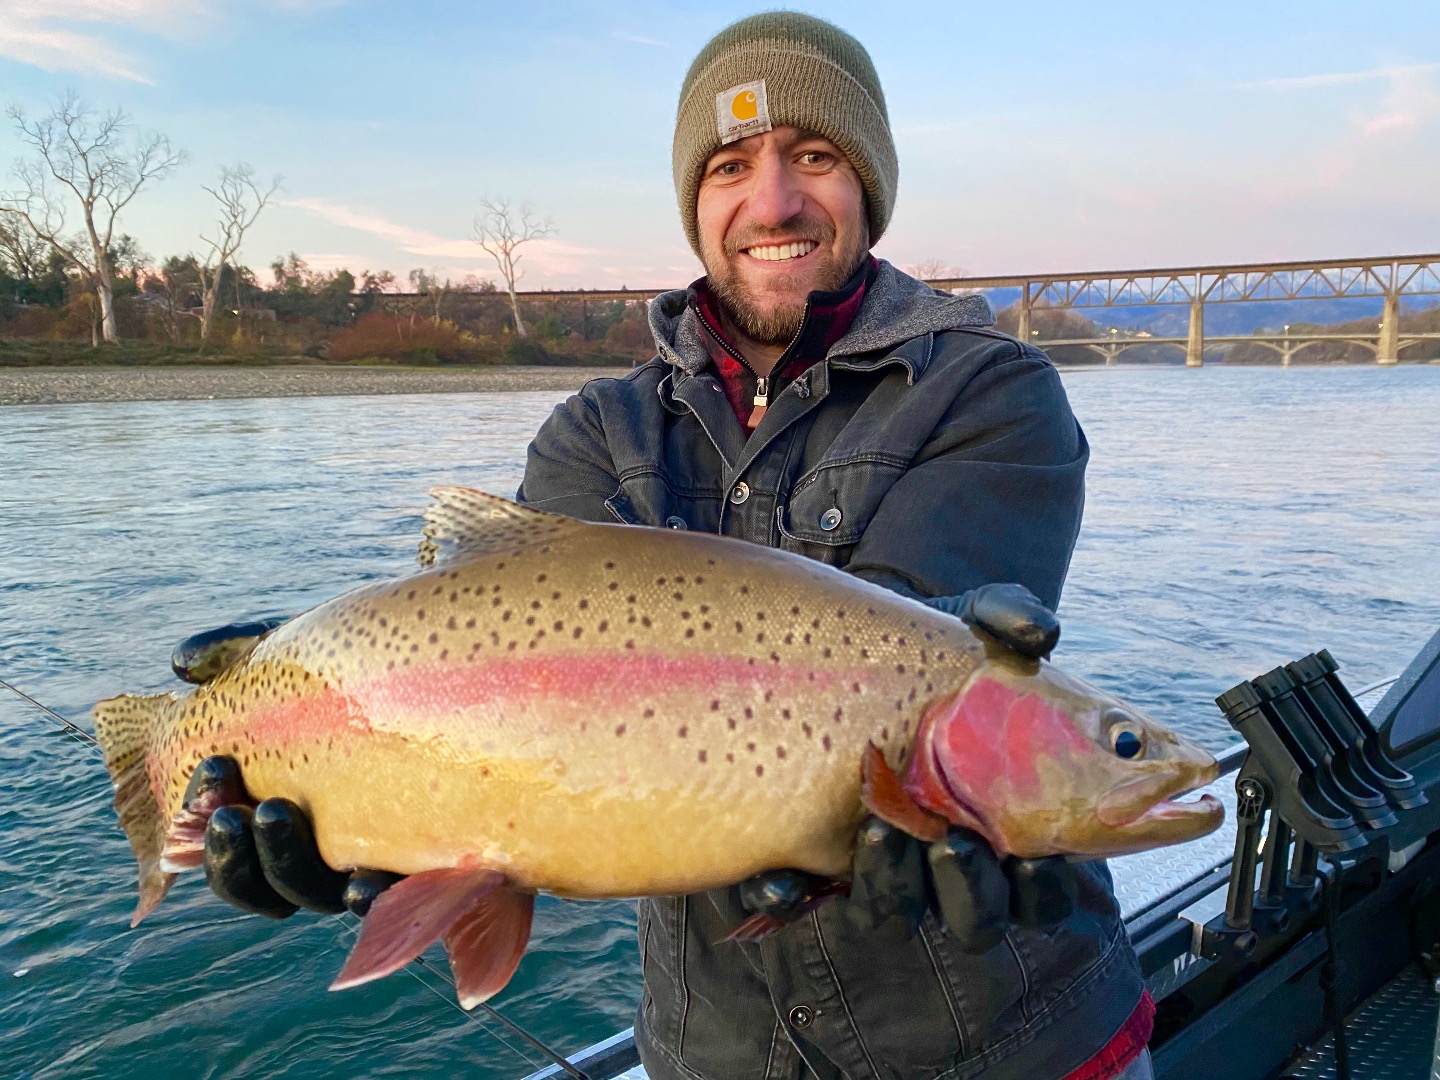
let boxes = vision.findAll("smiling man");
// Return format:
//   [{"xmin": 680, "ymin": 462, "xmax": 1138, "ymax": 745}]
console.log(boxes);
[
  {"xmin": 182, "ymin": 11, "xmax": 1148, "ymax": 1080},
  {"xmin": 516, "ymin": 11, "xmax": 1151, "ymax": 1080}
]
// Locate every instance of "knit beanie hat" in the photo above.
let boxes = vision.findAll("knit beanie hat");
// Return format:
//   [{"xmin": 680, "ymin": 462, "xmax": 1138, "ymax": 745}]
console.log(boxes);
[{"xmin": 672, "ymin": 11, "xmax": 898, "ymax": 259}]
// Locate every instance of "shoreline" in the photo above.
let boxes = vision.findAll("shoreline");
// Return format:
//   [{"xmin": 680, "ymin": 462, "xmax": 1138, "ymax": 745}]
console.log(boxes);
[
  {"xmin": 2, "ymin": 358, "xmax": 1426, "ymax": 407},
  {"xmin": 0, "ymin": 364, "xmax": 636, "ymax": 406}
]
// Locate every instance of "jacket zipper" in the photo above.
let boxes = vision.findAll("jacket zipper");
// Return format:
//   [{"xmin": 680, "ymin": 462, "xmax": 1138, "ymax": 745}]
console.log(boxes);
[{"xmin": 693, "ymin": 300, "xmax": 811, "ymax": 430}]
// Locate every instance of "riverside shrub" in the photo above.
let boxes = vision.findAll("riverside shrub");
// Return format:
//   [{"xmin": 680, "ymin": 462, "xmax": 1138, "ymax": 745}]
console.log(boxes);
[{"xmin": 327, "ymin": 312, "xmax": 492, "ymax": 364}]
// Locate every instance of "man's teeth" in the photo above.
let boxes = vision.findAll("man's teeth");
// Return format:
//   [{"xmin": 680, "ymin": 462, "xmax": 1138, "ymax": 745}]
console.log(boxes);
[{"xmin": 746, "ymin": 240, "xmax": 817, "ymax": 262}]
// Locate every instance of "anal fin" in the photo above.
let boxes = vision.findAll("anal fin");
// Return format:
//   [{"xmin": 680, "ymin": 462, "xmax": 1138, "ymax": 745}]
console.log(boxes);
[
  {"xmin": 330, "ymin": 867, "xmax": 503, "ymax": 992},
  {"xmin": 444, "ymin": 886, "xmax": 535, "ymax": 1008},
  {"xmin": 861, "ymin": 742, "xmax": 950, "ymax": 843}
]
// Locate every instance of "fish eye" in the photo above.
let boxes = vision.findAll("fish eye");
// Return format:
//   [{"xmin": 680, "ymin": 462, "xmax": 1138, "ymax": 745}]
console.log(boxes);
[
  {"xmin": 1113, "ymin": 730, "xmax": 1144, "ymax": 759},
  {"xmin": 1104, "ymin": 709, "xmax": 1146, "ymax": 759}
]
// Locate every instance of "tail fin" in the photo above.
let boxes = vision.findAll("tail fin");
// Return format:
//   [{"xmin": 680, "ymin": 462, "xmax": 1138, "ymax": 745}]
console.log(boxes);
[{"xmin": 93, "ymin": 692, "xmax": 180, "ymax": 927}]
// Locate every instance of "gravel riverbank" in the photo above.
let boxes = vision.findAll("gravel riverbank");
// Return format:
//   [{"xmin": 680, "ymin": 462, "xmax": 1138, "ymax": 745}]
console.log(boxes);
[{"xmin": 0, "ymin": 364, "xmax": 634, "ymax": 406}]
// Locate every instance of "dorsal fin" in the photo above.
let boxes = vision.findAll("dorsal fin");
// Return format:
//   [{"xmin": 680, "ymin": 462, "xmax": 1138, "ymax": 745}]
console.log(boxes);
[{"xmin": 418, "ymin": 486, "xmax": 584, "ymax": 567}]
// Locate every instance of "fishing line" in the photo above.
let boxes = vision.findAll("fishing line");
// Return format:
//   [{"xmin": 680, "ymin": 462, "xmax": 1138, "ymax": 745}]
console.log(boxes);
[{"xmin": 0, "ymin": 674, "xmax": 590, "ymax": 1080}]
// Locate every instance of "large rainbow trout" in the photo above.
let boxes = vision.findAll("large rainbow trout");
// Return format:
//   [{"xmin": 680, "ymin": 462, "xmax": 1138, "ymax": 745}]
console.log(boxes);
[{"xmin": 95, "ymin": 487, "xmax": 1223, "ymax": 1008}]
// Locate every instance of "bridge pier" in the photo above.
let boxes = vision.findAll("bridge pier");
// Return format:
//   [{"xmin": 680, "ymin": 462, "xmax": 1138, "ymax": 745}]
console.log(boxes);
[
  {"xmin": 1377, "ymin": 291, "xmax": 1400, "ymax": 364},
  {"xmin": 1186, "ymin": 298, "xmax": 1204, "ymax": 367},
  {"xmin": 1017, "ymin": 284, "xmax": 1032, "ymax": 345}
]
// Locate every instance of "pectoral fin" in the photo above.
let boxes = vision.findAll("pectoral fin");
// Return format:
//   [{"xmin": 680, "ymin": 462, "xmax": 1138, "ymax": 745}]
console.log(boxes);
[
  {"xmin": 860, "ymin": 742, "xmax": 950, "ymax": 843},
  {"xmin": 444, "ymin": 886, "xmax": 535, "ymax": 1008}
]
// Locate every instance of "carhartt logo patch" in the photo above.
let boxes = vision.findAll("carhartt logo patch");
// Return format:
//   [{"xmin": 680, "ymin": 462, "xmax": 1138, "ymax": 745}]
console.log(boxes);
[{"xmin": 716, "ymin": 79, "xmax": 771, "ymax": 145}]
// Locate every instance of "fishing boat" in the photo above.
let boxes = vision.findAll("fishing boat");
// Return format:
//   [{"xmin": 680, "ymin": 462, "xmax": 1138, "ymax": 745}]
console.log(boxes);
[{"xmin": 522, "ymin": 628, "xmax": 1440, "ymax": 1080}]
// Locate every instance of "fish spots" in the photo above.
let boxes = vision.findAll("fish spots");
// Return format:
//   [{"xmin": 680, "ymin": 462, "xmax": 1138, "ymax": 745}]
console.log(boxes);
[
  {"xmin": 755, "ymin": 764, "xmax": 764, "ymax": 777},
  {"xmin": 428, "ymin": 632, "xmax": 439, "ymax": 644},
  {"xmin": 801, "ymin": 722, "xmax": 813, "ymax": 738},
  {"xmin": 416, "ymin": 609, "xmax": 425, "ymax": 621},
  {"xmin": 727, "ymin": 717, "xmax": 737, "ymax": 730},
  {"xmin": 775, "ymin": 746, "xmax": 787, "ymax": 759},
  {"xmin": 447, "ymin": 616, "xmax": 458, "ymax": 631},
  {"xmin": 578, "ymin": 599, "xmax": 589, "ymax": 610},
  {"xmin": 822, "ymin": 734, "xmax": 832, "ymax": 751},
  {"xmin": 780, "ymin": 707, "xmax": 791, "ymax": 720},
  {"xmin": 726, "ymin": 752, "xmax": 735, "ymax": 763},
  {"xmin": 834, "ymin": 707, "xmax": 844, "ymax": 724},
  {"xmin": 677, "ymin": 725, "xmax": 688, "ymax": 738},
  {"xmin": 615, "ymin": 723, "xmax": 627, "ymax": 736},
  {"xmin": 896, "ymin": 664, "xmax": 906, "ymax": 674},
  {"xmin": 698, "ymin": 749, "xmax": 708, "ymax": 763},
  {"xmin": 598, "ymin": 620, "xmax": 609, "ymax": 633},
  {"xmin": 746, "ymin": 741, "xmax": 756, "ymax": 752},
  {"xmin": 744, "ymin": 706, "xmax": 754, "ymax": 719},
  {"xmin": 536, "ymin": 573, "xmax": 548, "ymax": 583}
]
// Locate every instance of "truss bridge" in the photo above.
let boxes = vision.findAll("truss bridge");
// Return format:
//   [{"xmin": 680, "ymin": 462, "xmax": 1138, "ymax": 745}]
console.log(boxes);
[{"xmin": 928, "ymin": 254, "xmax": 1440, "ymax": 366}]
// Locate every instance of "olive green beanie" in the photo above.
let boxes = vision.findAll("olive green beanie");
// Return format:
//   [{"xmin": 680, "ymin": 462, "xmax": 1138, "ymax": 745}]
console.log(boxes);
[{"xmin": 672, "ymin": 11, "xmax": 897, "ymax": 259}]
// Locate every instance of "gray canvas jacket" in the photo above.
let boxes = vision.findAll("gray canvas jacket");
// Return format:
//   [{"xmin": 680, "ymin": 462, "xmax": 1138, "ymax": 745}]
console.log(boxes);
[{"xmin": 516, "ymin": 260, "xmax": 1144, "ymax": 1080}]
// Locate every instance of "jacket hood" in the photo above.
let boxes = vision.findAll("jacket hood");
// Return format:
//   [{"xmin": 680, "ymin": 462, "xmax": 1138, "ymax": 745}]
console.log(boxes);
[{"xmin": 647, "ymin": 259, "xmax": 995, "ymax": 376}]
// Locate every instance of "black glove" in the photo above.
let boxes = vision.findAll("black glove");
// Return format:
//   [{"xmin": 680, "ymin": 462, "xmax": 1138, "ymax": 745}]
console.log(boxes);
[
  {"xmin": 183, "ymin": 755, "xmax": 403, "ymax": 920},
  {"xmin": 924, "ymin": 582, "xmax": 1060, "ymax": 660},
  {"xmin": 738, "ymin": 584, "xmax": 1074, "ymax": 949},
  {"xmin": 172, "ymin": 616, "xmax": 291, "ymax": 684},
  {"xmin": 173, "ymin": 620, "xmax": 402, "ymax": 921}
]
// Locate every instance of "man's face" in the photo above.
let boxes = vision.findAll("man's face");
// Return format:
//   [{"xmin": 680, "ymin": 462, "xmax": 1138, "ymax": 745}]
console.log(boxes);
[{"xmin": 696, "ymin": 127, "xmax": 868, "ymax": 345}]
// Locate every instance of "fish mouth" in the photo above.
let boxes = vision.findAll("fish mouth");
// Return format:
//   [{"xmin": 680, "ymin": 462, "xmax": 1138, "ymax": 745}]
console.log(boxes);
[{"xmin": 1095, "ymin": 765, "xmax": 1224, "ymax": 832}]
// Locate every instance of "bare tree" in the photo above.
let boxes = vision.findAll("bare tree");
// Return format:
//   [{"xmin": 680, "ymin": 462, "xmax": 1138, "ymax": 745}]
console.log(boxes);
[
  {"xmin": 408, "ymin": 267, "xmax": 452, "ymax": 326},
  {"xmin": 0, "ymin": 214, "xmax": 47, "ymax": 280},
  {"xmin": 472, "ymin": 196, "xmax": 552, "ymax": 339},
  {"xmin": 905, "ymin": 259, "xmax": 965, "ymax": 282},
  {"xmin": 0, "ymin": 92, "xmax": 184, "ymax": 343},
  {"xmin": 196, "ymin": 163, "xmax": 280, "ymax": 345}
]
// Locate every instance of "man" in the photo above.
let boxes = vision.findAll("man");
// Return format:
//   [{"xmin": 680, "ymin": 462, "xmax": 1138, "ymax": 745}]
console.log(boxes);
[{"xmin": 184, "ymin": 12, "xmax": 1152, "ymax": 1079}]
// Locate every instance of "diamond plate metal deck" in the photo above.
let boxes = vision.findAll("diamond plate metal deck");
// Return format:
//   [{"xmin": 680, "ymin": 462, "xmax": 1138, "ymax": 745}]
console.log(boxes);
[
  {"xmin": 1282, "ymin": 965, "xmax": 1438, "ymax": 1079},
  {"xmin": 1110, "ymin": 773, "xmax": 1240, "ymax": 921}
]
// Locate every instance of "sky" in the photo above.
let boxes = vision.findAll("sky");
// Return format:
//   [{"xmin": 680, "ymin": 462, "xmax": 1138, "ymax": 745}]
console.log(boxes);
[{"xmin": 1, "ymin": 0, "xmax": 1437, "ymax": 290}]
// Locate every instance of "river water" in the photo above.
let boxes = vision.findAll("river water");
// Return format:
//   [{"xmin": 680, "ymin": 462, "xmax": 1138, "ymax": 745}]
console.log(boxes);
[{"xmin": 3, "ymin": 366, "xmax": 1438, "ymax": 1078}]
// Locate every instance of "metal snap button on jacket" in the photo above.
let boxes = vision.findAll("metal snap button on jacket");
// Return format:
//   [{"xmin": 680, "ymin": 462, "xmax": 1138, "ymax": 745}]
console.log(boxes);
[
  {"xmin": 820, "ymin": 507, "xmax": 843, "ymax": 531},
  {"xmin": 788, "ymin": 1004, "xmax": 815, "ymax": 1029},
  {"xmin": 729, "ymin": 482, "xmax": 750, "ymax": 505},
  {"xmin": 664, "ymin": 515, "xmax": 688, "ymax": 529}
]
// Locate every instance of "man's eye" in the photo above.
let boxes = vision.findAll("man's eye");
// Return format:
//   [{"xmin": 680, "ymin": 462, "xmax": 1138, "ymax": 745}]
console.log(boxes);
[
  {"xmin": 799, "ymin": 151, "xmax": 831, "ymax": 166},
  {"xmin": 714, "ymin": 161, "xmax": 744, "ymax": 176}
]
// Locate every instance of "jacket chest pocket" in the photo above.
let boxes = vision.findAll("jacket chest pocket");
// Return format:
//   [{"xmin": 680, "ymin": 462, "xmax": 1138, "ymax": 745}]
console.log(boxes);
[
  {"xmin": 777, "ymin": 456, "xmax": 907, "ymax": 563},
  {"xmin": 606, "ymin": 472, "xmax": 724, "ymax": 533}
]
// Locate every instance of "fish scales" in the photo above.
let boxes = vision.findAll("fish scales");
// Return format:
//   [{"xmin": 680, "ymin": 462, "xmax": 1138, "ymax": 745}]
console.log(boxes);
[{"xmin": 132, "ymin": 501, "xmax": 983, "ymax": 898}]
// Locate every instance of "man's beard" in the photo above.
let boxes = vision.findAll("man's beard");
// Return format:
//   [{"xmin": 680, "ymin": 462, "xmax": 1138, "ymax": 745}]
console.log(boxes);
[{"xmin": 703, "ymin": 215, "xmax": 868, "ymax": 346}]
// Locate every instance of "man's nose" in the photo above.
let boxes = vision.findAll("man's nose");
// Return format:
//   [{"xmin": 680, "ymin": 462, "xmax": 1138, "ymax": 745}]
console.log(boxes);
[{"xmin": 744, "ymin": 156, "xmax": 806, "ymax": 229}]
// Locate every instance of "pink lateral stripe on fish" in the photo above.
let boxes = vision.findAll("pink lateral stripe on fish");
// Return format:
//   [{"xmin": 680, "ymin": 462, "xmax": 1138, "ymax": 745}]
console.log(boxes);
[{"xmin": 93, "ymin": 486, "xmax": 1224, "ymax": 1009}]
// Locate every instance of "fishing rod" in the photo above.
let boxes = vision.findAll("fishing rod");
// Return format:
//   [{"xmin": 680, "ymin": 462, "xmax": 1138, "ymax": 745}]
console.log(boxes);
[{"xmin": 0, "ymin": 675, "xmax": 590, "ymax": 1080}]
